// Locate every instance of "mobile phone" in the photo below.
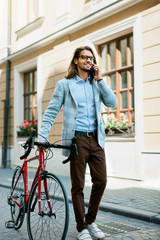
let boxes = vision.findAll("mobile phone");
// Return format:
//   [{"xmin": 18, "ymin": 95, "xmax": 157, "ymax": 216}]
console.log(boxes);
[{"xmin": 91, "ymin": 66, "xmax": 96, "ymax": 75}]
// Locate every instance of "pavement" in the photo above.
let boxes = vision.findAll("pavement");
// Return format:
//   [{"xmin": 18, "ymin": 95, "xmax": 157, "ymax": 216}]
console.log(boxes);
[{"xmin": 0, "ymin": 167, "xmax": 160, "ymax": 225}]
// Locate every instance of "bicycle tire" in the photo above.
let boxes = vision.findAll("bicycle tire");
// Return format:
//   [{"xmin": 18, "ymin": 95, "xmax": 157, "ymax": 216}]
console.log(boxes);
[
  {"xmin": 10, "ymin": 166, "xmax": 25, "ymax": 229},
  {"xmin": 27, "ymin": 172, "xmax": 69, "ymax": 240}
]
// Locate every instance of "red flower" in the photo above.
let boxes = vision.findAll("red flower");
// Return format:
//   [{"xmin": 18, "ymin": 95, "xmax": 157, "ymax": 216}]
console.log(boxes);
[{"xmin": 17, "ymin": 119, "xmax": 38, "ymax": 136}]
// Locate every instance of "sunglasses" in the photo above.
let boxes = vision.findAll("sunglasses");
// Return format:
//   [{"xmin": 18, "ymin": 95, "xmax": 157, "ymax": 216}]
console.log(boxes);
[{"xmin": 78, "ymin": 55, "xmax": 95, "ymax": 62}]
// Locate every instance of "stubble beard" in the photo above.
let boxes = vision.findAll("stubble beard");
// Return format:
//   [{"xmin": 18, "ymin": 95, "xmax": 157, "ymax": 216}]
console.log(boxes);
[{"xmin": 79, "ymin": 64, "xmax": 92, "ymax": 72}]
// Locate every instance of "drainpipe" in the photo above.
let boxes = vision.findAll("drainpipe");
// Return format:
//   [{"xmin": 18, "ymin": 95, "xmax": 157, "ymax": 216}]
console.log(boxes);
[{"xmin": 2, "ymin": 60, "xmax": 11, "ymax": 168}]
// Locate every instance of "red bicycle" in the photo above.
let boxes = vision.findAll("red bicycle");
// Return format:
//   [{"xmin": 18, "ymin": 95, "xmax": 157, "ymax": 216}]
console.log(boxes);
[{"xmin": 6, "ymin": 130, "xmax": 75, "ymax": 240}]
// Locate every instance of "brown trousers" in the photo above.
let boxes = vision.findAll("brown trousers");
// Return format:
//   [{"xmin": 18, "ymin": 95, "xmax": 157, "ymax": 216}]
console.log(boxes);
[{"xmin": 70, "ymin": 134, "xmax": 107, "ymax": 232}]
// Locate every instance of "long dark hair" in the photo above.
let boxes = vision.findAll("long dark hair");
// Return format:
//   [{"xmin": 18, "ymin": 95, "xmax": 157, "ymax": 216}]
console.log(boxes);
[{"xmin": 65, "ymin": 46, "xmax": 97, "ymax": 79}]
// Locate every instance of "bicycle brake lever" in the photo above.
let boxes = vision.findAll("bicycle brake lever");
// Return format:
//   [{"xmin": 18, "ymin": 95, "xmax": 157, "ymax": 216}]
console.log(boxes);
[
  {"xmin": 31, "ymin": 136, "xmax": 35, "ymax": 149},
  {"xmin": 62, "ymin": 137, "xmax": 78, "ymax": 164},
  {"xmin": 72, "ymin": 137, "xmax": 78, "ymax": 155},
  {"xmin": 30, "ymin": 130, "xmax": 37, "ymax": 149}
]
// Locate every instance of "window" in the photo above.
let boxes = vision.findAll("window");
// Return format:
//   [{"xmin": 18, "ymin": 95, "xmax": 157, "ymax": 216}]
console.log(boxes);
[
  {"xmin": 17, "ymin": 0, "xmax": 40, "ymax": 29},
  {"xmin": 27, "ymin": 0, "xmax": 39, "ymax": 23},
  {"xmin": 99, "ymin": 34, "xmax": 134, "ymax": 130},
  {"xmin": 24, "ymin": 69, "xmax": 37, "ymax": 121},
  {"xmin": 16, "ymin": 0, "xmax": 43, "ymax": 39}
]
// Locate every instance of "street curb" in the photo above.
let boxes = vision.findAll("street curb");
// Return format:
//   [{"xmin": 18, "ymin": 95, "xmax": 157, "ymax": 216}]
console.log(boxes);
[
  {"xmin": 97, "ymin": 202, "xmax": 160, "ymax": 225},
  {"xmin": 0, "ymin": 184, "xmax": 11, "ymax": 189},
  {"xmin": 1, "ymin": 183, "xmax": 160, "ymax": 225},
  {"xmin": 69, "ymin": 193, "xmax": 160, "ymax": 225}
]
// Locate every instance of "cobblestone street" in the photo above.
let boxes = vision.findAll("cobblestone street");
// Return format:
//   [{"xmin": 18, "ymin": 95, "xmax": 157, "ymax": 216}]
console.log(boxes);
[{"xmin": 1, "ymin": 186, "xmax": 160, "ymax": 240}]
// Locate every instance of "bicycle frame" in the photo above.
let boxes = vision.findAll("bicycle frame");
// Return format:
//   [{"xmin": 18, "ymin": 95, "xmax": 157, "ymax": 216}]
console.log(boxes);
[
  {"xmin": 6, "ymin": 130, "xmax": 71, "ymax": 239},
  {"xmin": 10, "ymin": 150, "xmax": 51, "ymax": 214}
]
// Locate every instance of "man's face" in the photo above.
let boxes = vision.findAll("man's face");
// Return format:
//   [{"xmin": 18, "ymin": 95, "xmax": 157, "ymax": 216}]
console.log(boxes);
[{"xmin": 74, "ymin": 50, "xmax": 94, "ymax": 73}]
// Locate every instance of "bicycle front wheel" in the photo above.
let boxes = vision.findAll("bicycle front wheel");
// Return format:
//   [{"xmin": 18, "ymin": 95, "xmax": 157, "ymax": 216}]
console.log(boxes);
[{"xmin": 27, "ymin": 173, "xmax": 69, "ymax": 240}]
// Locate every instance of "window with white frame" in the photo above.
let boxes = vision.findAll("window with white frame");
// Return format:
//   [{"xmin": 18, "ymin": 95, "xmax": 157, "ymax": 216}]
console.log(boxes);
[
  {"xmin": 17, "ymin": 0, "xmax": 40, "ymax": 29},
  {"xmin": 99, "ymin": 33, "xmax": 135, "ymax": 134},
  {"xmin": 27, "ymin": 0, "xmax": 40, "ymax": 23}
]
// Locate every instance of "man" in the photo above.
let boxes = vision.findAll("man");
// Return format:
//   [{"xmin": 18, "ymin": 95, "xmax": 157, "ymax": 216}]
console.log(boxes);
[{"xmin": 39, "ymin": 46, "xmax": 117, "ymax": 240}]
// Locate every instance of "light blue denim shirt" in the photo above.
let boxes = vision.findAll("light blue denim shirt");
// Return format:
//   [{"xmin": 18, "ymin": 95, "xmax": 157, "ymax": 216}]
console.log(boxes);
[{"xmin": 75, "ymin": 74, "xmax": 97, "ymax": 131}]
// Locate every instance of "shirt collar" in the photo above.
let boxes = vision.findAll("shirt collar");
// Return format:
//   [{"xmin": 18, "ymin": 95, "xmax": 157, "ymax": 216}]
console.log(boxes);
[{"xmin": 75, "ymin": 74, "xmax": 92, "ymax": 83}]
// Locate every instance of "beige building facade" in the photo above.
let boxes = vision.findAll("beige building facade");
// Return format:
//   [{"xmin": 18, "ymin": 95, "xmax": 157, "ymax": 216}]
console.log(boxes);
[{"xmin": 0, "ymin": 0, "xmax": 160, "ymax": 187}]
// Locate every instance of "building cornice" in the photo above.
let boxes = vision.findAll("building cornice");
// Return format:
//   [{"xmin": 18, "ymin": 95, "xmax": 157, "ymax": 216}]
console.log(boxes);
[
  {"xmin": 0, "ymin": 0, "xmax": 143, "ymax": 64},
  {"xmin": 15, "ymin": 17, "xmax": 44, "ymax": 39}
]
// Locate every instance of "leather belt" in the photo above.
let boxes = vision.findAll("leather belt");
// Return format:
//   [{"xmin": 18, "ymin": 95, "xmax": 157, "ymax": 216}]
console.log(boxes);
[{"xmin": 75, "ymin": 130, "xmax": 97, "ymax": 137}]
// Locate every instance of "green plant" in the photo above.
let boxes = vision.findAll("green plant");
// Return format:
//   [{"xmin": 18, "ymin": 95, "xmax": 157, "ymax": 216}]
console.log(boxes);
[
  {"xmin": 17, "ymin": 119, "xmax": 37, "ymax": 136},
  {"xmin": 105, "ymin": 113, "xmax": 130, "ymax": 129}
]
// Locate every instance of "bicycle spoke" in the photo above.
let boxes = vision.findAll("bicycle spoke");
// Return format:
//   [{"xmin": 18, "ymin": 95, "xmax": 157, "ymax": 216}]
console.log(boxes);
[{"xmin": 27, "ymin": 173, "xmax": 69, "ymax": 240}]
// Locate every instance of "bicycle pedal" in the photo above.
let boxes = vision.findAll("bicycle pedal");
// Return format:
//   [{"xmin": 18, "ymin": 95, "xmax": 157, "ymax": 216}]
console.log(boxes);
[{"xmin": 5, "ymin": 220, "xmax": 15, "ymax": 229}]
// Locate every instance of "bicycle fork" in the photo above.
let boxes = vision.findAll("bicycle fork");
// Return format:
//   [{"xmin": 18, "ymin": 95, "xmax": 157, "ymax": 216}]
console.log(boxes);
[{"xmin": 38, "ymin": 151, "xmax": 55, "ymax": 218}]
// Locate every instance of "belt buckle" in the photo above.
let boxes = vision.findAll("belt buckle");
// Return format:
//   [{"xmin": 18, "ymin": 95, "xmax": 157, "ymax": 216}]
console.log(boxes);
[{"xmin": 87, "ymin": 132, "xmax": 92, "ymax": 137}]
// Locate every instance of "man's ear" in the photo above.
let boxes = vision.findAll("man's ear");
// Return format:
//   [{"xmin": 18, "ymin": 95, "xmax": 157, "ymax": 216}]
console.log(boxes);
[{"xmin": 74, "ymin": 58, "xmax": 78, "ymax": 65}]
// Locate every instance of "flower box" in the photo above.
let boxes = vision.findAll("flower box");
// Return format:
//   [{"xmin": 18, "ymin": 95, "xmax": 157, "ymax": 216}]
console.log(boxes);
[
  {"xmin": 17, "ymin": 131, "xmax": 30, "ymax": 137},
  {"xmin": 104, "ymin": 113, "xmax": 134, "ymax": 136},
  {"xmin": 16, "ymin": 119, "xmax": 38, "ymax": 137},
  {"xmin": 105, "ymin": 126, "xmax": 134, "ymax": 136}
]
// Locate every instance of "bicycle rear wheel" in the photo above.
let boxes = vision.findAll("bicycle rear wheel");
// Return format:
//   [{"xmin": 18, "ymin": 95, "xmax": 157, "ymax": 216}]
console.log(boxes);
[
  {"xmin": 27, "ymin": 172, "xmax": 69, "ymax": 240},
  {"xmin": 10, "ymin": 166, "xmax": 25, "ymax": 229}
]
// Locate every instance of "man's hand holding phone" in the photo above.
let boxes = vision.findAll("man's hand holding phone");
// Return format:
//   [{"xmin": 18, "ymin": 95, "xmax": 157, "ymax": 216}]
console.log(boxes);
[{"xmin": 91, "ymin": 64, "xmax": 103, "ymax": 83}]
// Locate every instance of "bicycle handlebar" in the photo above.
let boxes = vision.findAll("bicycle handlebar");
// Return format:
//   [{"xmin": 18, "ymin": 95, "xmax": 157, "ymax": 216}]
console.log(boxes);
[
  {"xmin": 33, "ymin": 142, "xmax": 70, "ymax": 149},
  {"xmin": 20, "ymin": 130, "xmax": 76, "ymax": 163},
  {"xmin": 20, "ymin": 130, "xmax": 37, "ymax": 160}
]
